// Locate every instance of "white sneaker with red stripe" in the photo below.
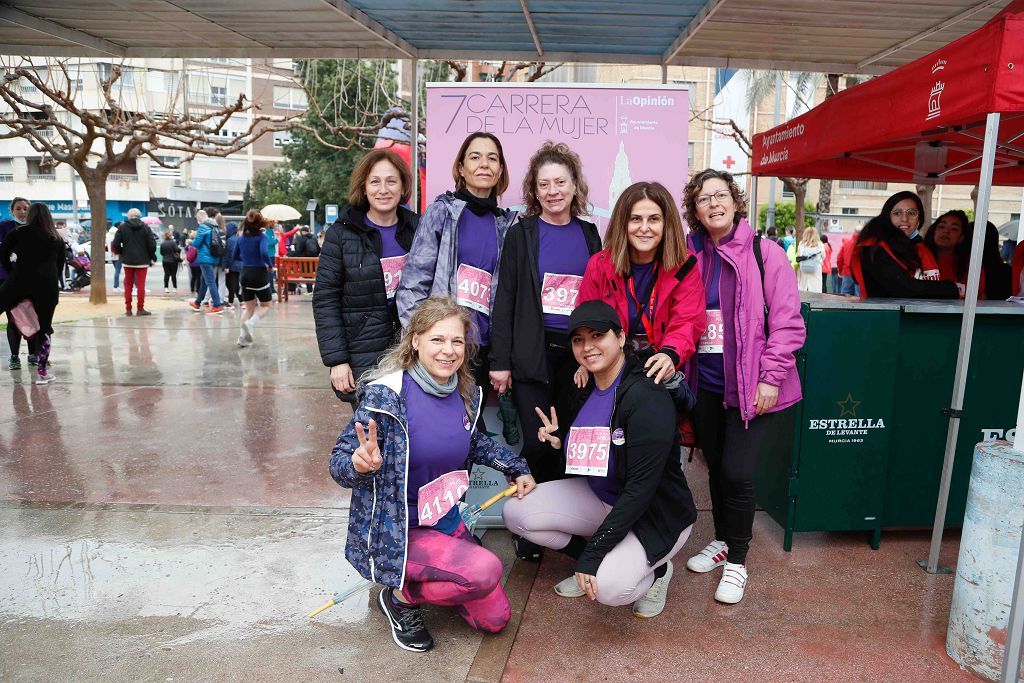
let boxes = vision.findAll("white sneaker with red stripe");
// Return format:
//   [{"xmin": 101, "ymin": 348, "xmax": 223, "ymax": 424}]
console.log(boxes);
[
  {"xmin": 714, "ymin": 562, "xmax": 747, "ymax": 604},
  {"xmin": 686, "ymin": 540, "xmax": 729, "ymax": 573}
]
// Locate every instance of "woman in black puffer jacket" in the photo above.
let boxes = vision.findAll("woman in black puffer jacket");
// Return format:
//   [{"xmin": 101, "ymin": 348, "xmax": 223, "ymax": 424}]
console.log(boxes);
[{"xmin": 313, "ymin": 149, "xmax": 419, "ymax": 405}]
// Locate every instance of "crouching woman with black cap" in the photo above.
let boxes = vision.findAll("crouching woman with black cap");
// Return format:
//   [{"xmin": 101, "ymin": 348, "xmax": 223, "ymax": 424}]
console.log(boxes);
[{"xmin": 501, "ymin": 300, "xmax": 697, "ymax": 619}]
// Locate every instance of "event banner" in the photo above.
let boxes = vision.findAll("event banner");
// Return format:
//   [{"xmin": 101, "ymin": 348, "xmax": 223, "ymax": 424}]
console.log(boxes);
[{"xmin": 425, "ymin": 83, "xmax": 690, "ymax": 235}]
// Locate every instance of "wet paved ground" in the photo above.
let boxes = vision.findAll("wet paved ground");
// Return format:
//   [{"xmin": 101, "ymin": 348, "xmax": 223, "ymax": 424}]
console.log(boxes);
[{"xmin": 1, "ymin": 292, "xmax": 985, "ymax": 681}]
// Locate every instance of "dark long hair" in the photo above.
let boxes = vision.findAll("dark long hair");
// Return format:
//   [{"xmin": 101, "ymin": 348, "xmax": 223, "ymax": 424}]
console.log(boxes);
[
  {"xmin": 26, "ymin": 202, "xmax": 61, "ymax": 245},
  {"xmin": 857, "ymin": 191, "xmax": 924, "ymax": 270},
  {"xmin": 923, "ymin": 210, "xmax": 970, "ymax": 279}
]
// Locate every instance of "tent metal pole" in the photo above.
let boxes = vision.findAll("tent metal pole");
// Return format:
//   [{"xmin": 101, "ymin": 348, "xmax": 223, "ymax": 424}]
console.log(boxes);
[
  {"xmin": 920, "ymin": 112, "xmax": 1000, "ymax": 574},
  {"xmin": 410, "ymin": 59, "xmax": 421, "ymax": 208},
  {"xmin": 749, "ymin": 176, "xmax": 758, "ymax": 230},
  {"xmin": 1001, "ymin": 516, "xmax": 1024, "ymax": 682}
]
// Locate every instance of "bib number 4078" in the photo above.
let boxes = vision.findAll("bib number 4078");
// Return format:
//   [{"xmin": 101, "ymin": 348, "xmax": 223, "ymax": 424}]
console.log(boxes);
[{"xmin": 456, "ymin": 264, "xmax": 492, "ymax": 314}]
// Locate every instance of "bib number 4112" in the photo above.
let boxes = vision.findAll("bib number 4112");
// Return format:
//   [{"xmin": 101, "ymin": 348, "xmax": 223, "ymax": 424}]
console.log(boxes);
[{"xmin": 417, "ymin": 470, "xmax": 470, "ymax": 526}]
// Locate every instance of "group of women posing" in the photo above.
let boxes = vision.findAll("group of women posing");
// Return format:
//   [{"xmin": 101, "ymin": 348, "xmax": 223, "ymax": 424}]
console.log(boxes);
[{"xmin": 317, "ymin": 133, "xmax": 805, "ymax": 653}]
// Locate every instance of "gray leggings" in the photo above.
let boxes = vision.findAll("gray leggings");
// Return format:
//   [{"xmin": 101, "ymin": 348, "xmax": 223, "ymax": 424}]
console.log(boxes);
[{"xmin": 502, "ymin": 478, "xmax": 692, "ymax": 606}]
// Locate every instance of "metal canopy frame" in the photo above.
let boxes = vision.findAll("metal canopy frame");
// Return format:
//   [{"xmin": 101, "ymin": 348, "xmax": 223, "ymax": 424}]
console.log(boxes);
[{"xmin": 0, "ymin": 0, "xmax": 1013, "ymax": 75}]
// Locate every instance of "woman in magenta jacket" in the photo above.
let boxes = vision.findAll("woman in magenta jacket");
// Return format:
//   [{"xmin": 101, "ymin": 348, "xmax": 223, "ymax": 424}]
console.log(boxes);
[{"xmin": 682, "ymin": 168, "xmax": 805, "ymax": 605}]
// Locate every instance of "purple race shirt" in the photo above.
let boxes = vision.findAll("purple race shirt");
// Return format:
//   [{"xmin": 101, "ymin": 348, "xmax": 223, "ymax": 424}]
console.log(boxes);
[
  {"xmin": 364, "ymin": 217, "xmax": 406, "ymax": 259},
  {"xmin": 537, "ymin": 218, "xmax": 590, "ymax": 330},
  {"xmin": 403, "ymin": 373, "xmax": 472, "ymax": 533},
  {"xmin": 456, "ymin": 210, "xmax": 499, "ymax": 346},
  {"xmin": 697, "ymin": 248, "xmax": 726, "ymax": 395},
  {"xmin": 626, "ymin": 260, "xmax": 656, "ymax": 343},
  {"xmin": 571, "ymin": 367, "xmax": 624, "ymax": 505}
]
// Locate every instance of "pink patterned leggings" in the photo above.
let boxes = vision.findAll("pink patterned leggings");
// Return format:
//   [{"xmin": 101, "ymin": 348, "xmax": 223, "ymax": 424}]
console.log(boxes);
[{"xmin": 399, "ymin": 521, "xmax": 510, "ymax": 634}]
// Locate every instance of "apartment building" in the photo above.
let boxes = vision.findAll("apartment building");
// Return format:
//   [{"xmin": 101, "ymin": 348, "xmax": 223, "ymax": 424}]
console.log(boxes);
[{"xmin": 0, "ymin": 56, "xmax": 307, "ymax": 228}]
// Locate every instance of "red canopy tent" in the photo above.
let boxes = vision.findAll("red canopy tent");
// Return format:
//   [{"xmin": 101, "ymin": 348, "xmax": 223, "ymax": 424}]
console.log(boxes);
[
  {"xmin": 751, "ymin": 6, "xmax": 1024, "ymax": 677},
  {"xmin": 752, "ymin": 0, "xmax": 1024, "ymax": 185}
]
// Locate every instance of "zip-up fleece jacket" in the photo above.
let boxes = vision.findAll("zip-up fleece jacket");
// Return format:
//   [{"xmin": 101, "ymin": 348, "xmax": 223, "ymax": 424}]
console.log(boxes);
[
  {"xmin": 329, "ymin": 370, "xmax": 530, "ymax": 589},
  {"xmin": 686, "ymin": 219, "xmax": 805, "ymax": 423},
  {"xmin": 489, "ymin": 215, "xmax": 602, "ymax": 382},
  {"xmin": 566, "ymin": 358, "xmax": 698, "ymax": 575},
  {"xmin": 577, "ymin": 248, "xmax": 706, "ymax": 369},
  {"xmin": 313, "ymin": 205, "xmax": 418, "ymax": 370},
  {"xmin": 851, "ymin": 237, "xmax": 959, "ymax": 300},
  {"xmin": 396, "ymin": 192, "xmax": 517, "ymax": 329}
]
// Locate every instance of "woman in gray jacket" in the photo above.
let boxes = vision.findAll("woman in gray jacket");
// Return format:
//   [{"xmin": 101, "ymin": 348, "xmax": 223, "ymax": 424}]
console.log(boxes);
[{"xmin": 396, "ymin": 132, "xmax": 516, "ymax": 397}]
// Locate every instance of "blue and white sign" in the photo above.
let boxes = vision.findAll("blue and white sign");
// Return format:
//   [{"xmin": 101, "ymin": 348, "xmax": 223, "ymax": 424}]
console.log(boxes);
[{"xmin": 325, "ymin": 204, "xmax": 339, "ymax": 224}]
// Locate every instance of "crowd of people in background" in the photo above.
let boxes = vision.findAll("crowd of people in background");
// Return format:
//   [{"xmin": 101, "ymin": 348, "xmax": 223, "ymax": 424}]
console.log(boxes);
[{"xmin": 1, "ymin": 131, "xmax": 1022, "ymax": 653}]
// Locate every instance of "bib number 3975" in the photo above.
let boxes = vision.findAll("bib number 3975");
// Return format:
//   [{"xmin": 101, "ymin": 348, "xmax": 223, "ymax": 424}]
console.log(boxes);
[
  {"xmin": 698, "ymin": 309, "xmax": 724, "ymax": 354},
  {"xmin": 456, "ymin": 264, "xmax": 492, "ymax": 314},
  {"xmin": 381, "ymin": 254, "xmax": 408, "ymax": 299},
  {"xmin": 417, "ymin": 470, "xmax": 469, "ymax": 526},
  {"xmin": 541, "ymin": 272, "xmax": 583, "ymax": 316},
  {"xmin": 565, "ymin": 426, "xmax": 611, "ymax": 477}
]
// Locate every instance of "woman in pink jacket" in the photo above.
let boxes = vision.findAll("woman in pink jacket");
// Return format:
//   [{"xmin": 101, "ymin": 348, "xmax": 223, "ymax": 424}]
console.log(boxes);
[{"xmin": 682, "ymin": 169, "xmax": 805, "ymax": 605}]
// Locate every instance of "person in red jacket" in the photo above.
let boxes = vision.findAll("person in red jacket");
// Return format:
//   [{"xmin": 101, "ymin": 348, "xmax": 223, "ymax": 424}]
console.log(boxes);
[
  {"xmin": 821, "ymin": 235, "xmax": 833, "ymax": 293},
  {"xmin": 836, "ymin": 229, "xmax": 859, "ymax": 296},
  {"xmin": 577, "ymin": 181, "xmax": 706, "ymax": 384}
]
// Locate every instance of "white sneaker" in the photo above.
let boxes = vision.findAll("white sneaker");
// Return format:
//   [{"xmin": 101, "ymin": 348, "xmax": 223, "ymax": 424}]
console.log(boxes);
[
  {"xmin": 236, "ymin": 334, "xmax": 251, "ymax": 348},
  {"xmin": 241, "ymin": 319, "xmax": 254, "ymax": 343},
  {"xmin": 633, "ymin": 561, "xmax": 673, "ymax": 619},
  {"xmin": 553, "ymin": 575, "xmax": 586, "ymax": 598},
  {"xmin": 686, "ymin": 540, "xmax": 729, "ymax": 573},
  {"xmin": 714, "ymin": 562, "xmax": 747, "ymax": 604}
]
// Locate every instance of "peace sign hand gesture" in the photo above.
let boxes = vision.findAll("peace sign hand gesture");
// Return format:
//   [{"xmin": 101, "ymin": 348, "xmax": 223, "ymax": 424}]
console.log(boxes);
[
  {"xmin": 352, "ymin": 420, "xmax": 383, "ymax": 474},
  {"xmin": 534, "ymin": 406, "xmax": 561, "ymax": 450}
]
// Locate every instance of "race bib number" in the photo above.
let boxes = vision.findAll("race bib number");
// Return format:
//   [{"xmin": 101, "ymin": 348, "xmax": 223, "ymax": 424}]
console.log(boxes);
[
  {"xmin": 698, "ymin": 309, "xmax": 724, "ymax": 354},
  {"xmin": 565, "ymin": 426, "xmax": 611, "ymax": 477},
  {"xmin": 417, "ymin": 470, "xmax": 469, "ymax": 527},
  {"xmin": 455, "ymin": 264, "xmax": 493, "ymax": 314},
  {"xmin": 541, "ymin": 273, "xmax": 583, "ymax": 316},
  {"xmin": 916, "ymin": 268, "xmax": 940, "ymax": 281},
  {"xmin": 381, "ymin": 254, "xmax": 408, "ymax": 299}
]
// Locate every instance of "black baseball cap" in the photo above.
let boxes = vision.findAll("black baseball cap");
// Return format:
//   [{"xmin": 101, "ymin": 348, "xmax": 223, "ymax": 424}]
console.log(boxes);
[{"xmin": 567, "ymin": 300, "xmax": 622, "ymax": 336}]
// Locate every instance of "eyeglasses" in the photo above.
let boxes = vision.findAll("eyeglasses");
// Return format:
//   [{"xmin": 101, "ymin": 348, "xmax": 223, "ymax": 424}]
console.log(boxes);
[
  {"xmin": 890, "ymin": 208, "xmax": 920, "ymax": 219},
  {"xmin": 696, "ymin": 190, "xmax": 732, "ymax": 208}
]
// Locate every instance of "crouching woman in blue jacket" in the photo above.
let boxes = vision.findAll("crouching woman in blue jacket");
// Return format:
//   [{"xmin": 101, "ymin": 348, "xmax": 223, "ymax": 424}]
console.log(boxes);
[{"xmin": 330, "ymin": 296, "xmax": 536, "ymax": 653}]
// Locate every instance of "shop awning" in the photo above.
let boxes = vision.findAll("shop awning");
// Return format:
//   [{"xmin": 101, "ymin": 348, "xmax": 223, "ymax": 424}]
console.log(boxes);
[
  {"xmin": 0, "ymin": 0, "xmax": 1014, "ymax": 75},
  {"xmin": 751, "ymin": 0, "xmax": 1024, "ymax": 185}
]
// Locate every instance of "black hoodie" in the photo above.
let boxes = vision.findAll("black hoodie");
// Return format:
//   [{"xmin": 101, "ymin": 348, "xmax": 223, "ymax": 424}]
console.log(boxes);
[
  {"xmin": 111, "ymin": 218, "xmax": 157, "ymax": 267},
  {"xmin": 568, "ymin": 356, "xmax": 698, "ymax": 575},
  {"xmin": 312, "ymin": 204, "xmax": 418, "ymax": 371}
]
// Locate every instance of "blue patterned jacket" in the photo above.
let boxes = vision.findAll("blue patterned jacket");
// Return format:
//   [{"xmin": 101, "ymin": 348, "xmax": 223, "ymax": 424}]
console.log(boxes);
[{"xmin": 329, "ymin": 370, "xmax": 530, "ymax": 589}]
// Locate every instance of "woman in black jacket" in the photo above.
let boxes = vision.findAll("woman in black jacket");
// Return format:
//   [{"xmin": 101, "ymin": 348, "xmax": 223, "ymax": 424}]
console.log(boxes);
[
  {"xmin": 489, "ymin": 142, "xmax": 601, "ymax": 485},
  {"xmin": 502, "ymin": 300, "xmax": 697, "ymax": 620},
  {"xmin": 160, "ymin": 229, "xmax": 181, "ymax": 291},
  {"xmin": 313, "ymin": 149, "xmax": 418, "ymax": 404},
  {"xmin": 0, "ymin": 203, "xmax": 64, "ymax": 383}
]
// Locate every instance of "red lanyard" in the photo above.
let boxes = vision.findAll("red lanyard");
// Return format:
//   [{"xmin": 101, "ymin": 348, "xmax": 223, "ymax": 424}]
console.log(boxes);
[{"xmin": 626, "ymin": 263, "xmax": 659, "ymax": 339}]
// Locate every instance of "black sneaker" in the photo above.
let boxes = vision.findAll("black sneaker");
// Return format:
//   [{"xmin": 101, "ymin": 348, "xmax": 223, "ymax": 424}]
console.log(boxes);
[
  {"xmin": 512, "ymin": 534, "xmax": 544, "ymax": 562},
  {"xmin": 27, "ymin": 355, "xmax": 38, "ymax": 366},
  {"xmin": 8, "ymin": 355, "xmax": 20, "ymax": 370},
  {"xmin": 376, "ymin": 588, "xmax": 433, "ymax": 653}
]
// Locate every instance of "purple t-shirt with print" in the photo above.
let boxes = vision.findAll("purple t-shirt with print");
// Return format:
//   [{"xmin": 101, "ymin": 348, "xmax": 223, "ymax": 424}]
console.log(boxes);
[
  {"xmin": 537, "ymin": 218, "xmax": 590, "ymax": 330},
  {"xmin": 456, "ymin": 210, "xmax": 499, "ymax": 346},
  {"xmin": 697, "ymin": 248, "xmax": 726, "ymax": 395},
  {"xmin": 403, "ymin": 372, "xmax": 472, "ymax": 533},
  {"xmin": 572, "ymin": 367, "xmax": 623, "ymax": 505}
]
